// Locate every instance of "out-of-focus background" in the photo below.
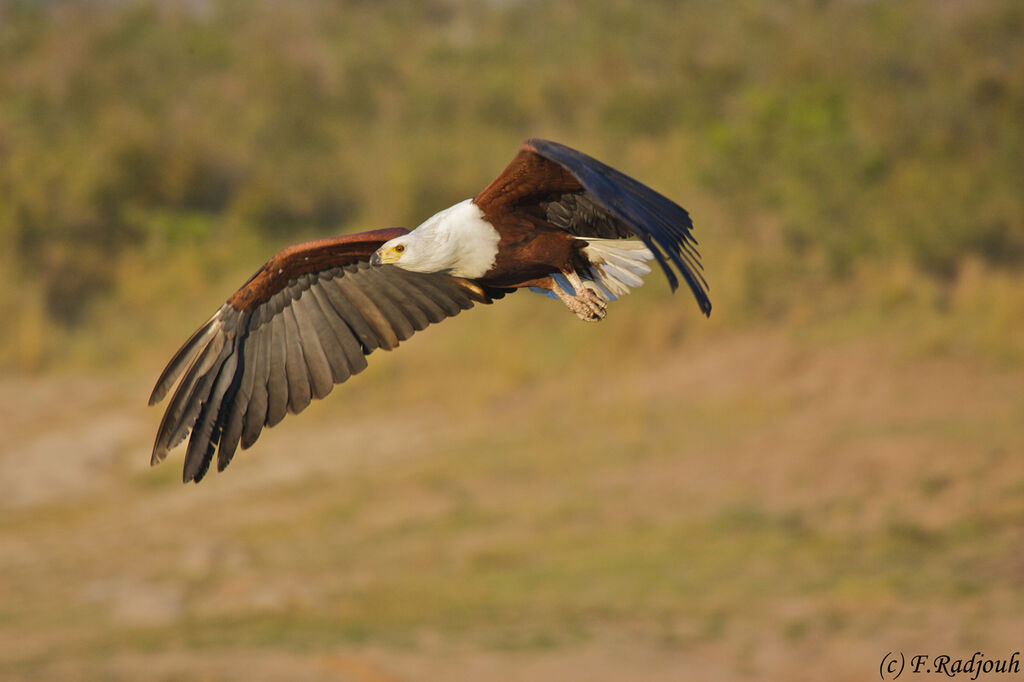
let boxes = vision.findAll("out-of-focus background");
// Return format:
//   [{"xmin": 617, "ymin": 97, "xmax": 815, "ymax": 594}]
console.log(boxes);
[{"xmin": 1, "ymin": 1, "xmax": 1022, "ymax": 680}]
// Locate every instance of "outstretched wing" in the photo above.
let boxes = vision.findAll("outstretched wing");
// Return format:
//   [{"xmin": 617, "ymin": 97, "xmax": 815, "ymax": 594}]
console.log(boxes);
[
  {"xmin": 474, "ymin": 139, "xmax": 710, "ymax": 316},
  {"xmin": 150, "ymin": 228, "xmax": 501, "ymax": 483}
]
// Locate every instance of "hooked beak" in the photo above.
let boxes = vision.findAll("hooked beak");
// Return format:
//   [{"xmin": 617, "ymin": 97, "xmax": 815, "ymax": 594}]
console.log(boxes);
[{"xmin": 371, "ymin": 244, "xmax": 403, "ymax": 266}]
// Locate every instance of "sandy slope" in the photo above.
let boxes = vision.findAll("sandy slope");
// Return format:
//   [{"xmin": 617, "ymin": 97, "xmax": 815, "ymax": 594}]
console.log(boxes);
[{"xmin": 1, "ymin": 327, "xmax": 1022, "ymax": 681}]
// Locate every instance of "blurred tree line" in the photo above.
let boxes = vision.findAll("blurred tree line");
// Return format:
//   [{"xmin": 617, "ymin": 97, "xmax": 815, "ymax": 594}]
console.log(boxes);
[{"xmin": 0, "ymin": 0, "xmax": 1021, "ymax": 369}]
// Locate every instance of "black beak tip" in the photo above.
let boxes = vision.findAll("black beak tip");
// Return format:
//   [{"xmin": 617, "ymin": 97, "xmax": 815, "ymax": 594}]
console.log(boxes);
[{"xmin": 369, "ymin": 252, "xmax": 381, "ymax": 266}]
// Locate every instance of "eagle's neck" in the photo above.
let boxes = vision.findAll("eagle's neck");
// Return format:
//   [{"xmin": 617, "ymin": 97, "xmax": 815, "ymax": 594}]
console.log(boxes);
[{"xmin": 403, "ymin": 199, "xmax": 501, "ymax": 278}]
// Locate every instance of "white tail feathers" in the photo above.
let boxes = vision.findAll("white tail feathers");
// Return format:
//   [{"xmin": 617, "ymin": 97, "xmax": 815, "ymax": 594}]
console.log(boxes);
[{"xmin": 581, "ymin": 238, "xmax": 655, "ymax": 300}]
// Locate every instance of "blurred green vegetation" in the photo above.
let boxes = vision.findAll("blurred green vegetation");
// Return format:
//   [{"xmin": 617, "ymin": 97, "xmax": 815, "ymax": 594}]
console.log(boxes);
[{"xmin": 0, "ymin": 0, "xmax": 1022, "ymax": 371}]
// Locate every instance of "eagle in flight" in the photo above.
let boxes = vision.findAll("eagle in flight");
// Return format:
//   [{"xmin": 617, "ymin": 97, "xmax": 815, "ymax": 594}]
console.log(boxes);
[{"xmin": 150, "ymin": 139, "xmax": 711, "ymax": 482}]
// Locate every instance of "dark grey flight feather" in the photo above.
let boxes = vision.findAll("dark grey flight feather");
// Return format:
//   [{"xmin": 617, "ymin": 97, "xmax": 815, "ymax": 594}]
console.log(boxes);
[
  {"xmin": 528, "ymin": 138, "xmax": 711, "ymax": 316},
  {"xmin": 152, "ymin": 263, "xmax": 498, "ymax": 483}
]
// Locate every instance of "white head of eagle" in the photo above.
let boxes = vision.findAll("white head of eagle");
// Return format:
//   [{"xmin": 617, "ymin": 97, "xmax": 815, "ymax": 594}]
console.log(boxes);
[{"xmin": 370, "ymin": 199, "xmax": 501, "ymax": 279}]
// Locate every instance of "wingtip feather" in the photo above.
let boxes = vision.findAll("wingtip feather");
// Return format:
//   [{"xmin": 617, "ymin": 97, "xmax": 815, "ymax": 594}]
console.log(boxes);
[{"xmin": 149, "ymin": 313, "xmax": 221, "ymax": 405}]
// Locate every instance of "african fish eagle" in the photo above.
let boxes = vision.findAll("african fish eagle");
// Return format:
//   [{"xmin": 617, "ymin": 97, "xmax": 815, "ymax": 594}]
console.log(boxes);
[{"xmin": 150, "ymin": 139, "xmax": 711, "ymax": 482}]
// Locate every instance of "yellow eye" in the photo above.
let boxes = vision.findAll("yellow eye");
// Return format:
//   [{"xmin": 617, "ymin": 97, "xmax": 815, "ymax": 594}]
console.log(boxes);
[{"xmin": 394, "ymin": 244, "xmax": 405, "ymax": 253}]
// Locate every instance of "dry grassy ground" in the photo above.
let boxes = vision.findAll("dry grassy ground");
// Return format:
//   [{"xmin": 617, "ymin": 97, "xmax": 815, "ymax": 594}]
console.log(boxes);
[{"xmin": 2, "ymin": 288, "xmax": 1022, "ymax": 681}]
